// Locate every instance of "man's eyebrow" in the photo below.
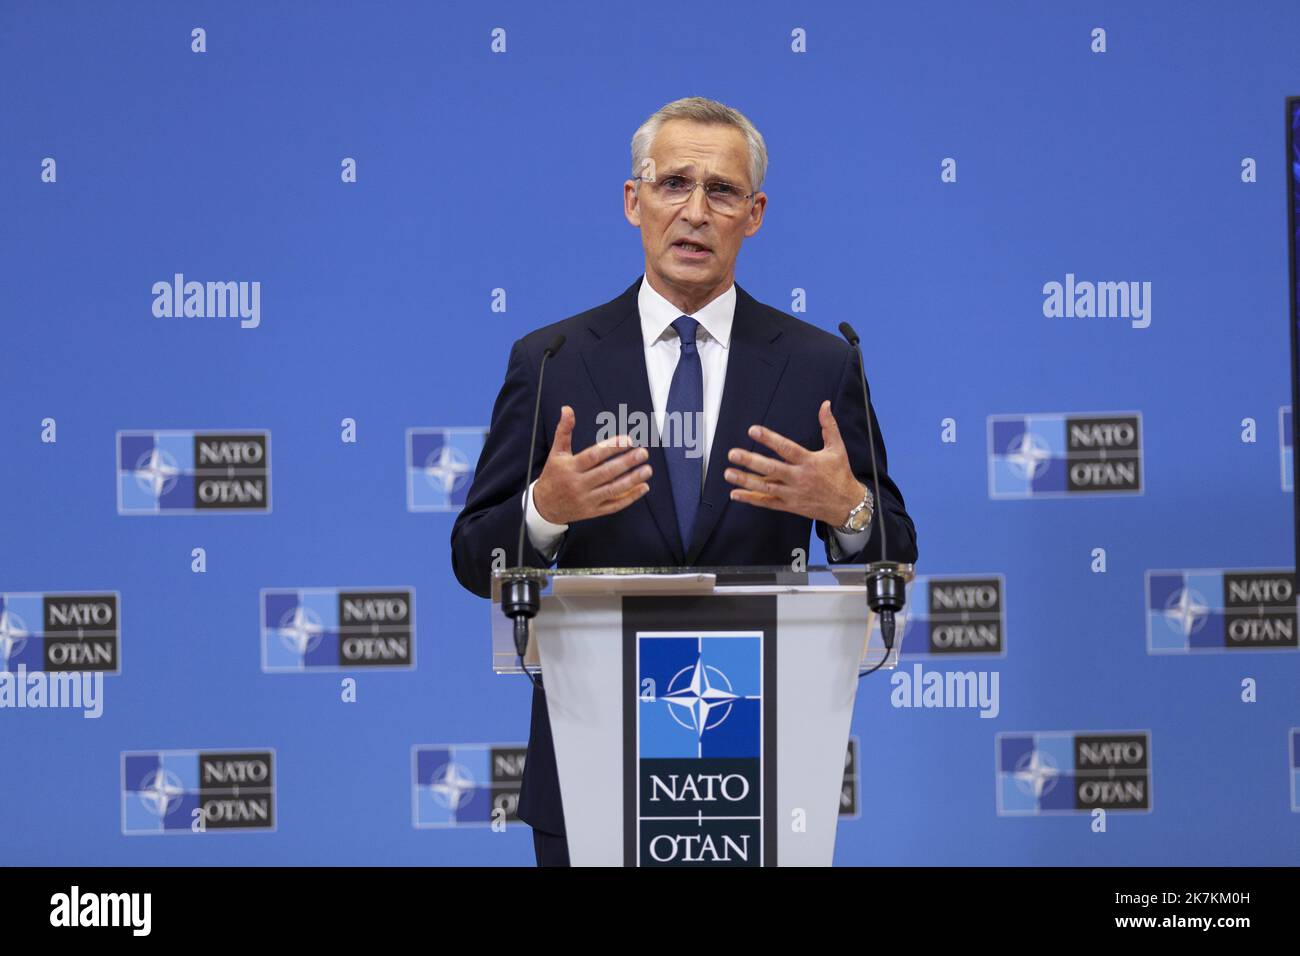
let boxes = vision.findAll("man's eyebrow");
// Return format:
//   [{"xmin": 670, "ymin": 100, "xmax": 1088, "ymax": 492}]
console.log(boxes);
[{"xmin": 657, "ymin": 163, "xmax": 743, "ymax": 182}]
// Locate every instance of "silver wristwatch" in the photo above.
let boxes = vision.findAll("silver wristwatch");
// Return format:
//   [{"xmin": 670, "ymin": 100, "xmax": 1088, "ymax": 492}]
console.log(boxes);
[{"xmin": 834, "ymin": 485, "xmax": 874, "ymax": 534}]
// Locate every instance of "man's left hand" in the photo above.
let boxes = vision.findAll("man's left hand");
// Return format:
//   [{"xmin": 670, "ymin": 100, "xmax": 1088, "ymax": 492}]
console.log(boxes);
[{"xmin": 724, "ymin": 400, "xmax": 866, "ymax": 527}]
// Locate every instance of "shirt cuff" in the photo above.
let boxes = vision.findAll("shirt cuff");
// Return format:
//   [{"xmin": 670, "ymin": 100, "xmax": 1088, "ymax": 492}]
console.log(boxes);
[
  {"xmin": 523, "ymin": 479, "xmax": 568, "ymax": 558},
  {"xmin": 828, "ymin": 513, "xmax": 872, "ymax": 560}
]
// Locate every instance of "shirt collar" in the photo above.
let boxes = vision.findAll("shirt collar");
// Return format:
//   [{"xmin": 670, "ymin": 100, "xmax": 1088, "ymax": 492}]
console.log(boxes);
[{"xmin": 638, "ymin": 273, "xmax": 735, "ymax": 349}]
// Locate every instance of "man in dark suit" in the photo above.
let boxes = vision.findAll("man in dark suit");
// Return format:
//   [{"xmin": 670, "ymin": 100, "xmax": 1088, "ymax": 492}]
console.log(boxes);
[{"xmin": 450, "ymin": 96, "xmax": 917, "ymax": 866}]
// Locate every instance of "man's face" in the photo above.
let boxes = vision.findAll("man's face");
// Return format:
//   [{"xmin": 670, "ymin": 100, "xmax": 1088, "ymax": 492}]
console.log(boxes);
[{"xmin": 624, "ymin": 119, "xmax": 766, "ymax": 310}]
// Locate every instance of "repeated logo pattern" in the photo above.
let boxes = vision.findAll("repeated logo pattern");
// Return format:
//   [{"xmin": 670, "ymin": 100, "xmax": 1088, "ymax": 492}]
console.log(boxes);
[
  {"xmin": 0, "ymin": 593, "xmax": 119, "ymax": 673},
  {"xmin": 988, "ymin": 413, "xmax": 1142, "ymax": 498},
  {"xmin": 117, "ymin": 430, "xmax": 270, "ymax": 514},
  {"xmin": 1146, "ymin": 569, "xmax": 1297, "ymax": 653},
  {"xmin": 880, "ymin": 576, "xmax": 1006, "ymax": 657},
  {"xmin": 261, "ymin": 587, "xmax": 415, "ymax": 671},
  {"xmin": 1282, "ymin": 406, "xmax": 1293, "ymax": 492},
  {"xmin": 121, "ymin": 749, "xmax": 275, "ymax": 834},
  {"xmin": 412, "ymin": 743, "xmax": 526, "ymax": 827},
  {"xmin": 996, "ymin": 731, "xmax": 1151, "ymax": 815},
  {"xmin": 1291, "ymin": 729, "xmax": 1299, "ymax": 813},
  {"xmin": 840, "ymin": 736, "xmax": 860, "ymax": 819},
  {"xmin": 406, "ymin": 427, "xmax": 487, "ymax": 512}
]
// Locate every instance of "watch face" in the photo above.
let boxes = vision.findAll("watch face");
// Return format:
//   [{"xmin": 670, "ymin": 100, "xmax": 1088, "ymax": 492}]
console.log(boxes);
[{"xmin": 850, "ymin": 509, "xmax": 871, "ymax": 531}]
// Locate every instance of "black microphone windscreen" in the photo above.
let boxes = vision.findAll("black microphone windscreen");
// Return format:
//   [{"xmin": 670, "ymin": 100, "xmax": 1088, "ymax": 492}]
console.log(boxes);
[
  {"xmin": 545, "ymin": 334, "xmax": 566, "ymax": 357},
  {"xmin": 838, "ymin": 322, "xmax": 860, "ymax": 347}
]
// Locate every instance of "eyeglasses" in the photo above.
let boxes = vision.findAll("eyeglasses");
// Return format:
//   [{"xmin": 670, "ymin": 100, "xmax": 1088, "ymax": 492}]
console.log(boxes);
[{"xmin": 634, "ymin": 173, "xmax": 756, "ymax": 214}]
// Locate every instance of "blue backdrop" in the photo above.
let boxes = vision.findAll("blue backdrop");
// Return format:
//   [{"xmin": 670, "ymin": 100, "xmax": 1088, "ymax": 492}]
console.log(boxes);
[{"xmin": 1, "ymin": 0, "xmax": 1296, "ymax": 865}]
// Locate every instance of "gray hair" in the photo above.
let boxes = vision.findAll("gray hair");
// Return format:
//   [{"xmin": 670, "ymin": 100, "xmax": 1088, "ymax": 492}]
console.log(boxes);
[{"xmin": 630, "ymin": 96, "xmax": 768, "ymax": 192}]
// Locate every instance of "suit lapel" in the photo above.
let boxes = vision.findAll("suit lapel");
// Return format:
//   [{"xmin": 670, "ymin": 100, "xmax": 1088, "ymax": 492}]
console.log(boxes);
[
  {"xmin": 579, "ymin": 277, "xmax": 685, "ymax": 562},
  {"xmin": 685, "ymin": 283, "xmax": 789, "ymax": 565}
]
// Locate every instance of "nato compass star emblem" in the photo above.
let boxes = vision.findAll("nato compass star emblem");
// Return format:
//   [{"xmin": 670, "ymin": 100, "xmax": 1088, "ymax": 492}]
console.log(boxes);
[
  {"xmin": 1163, "ymin": 587, "xmax": 1210, "ymax": 637},
  {"xmin": 424, "ymin": 444, "xmax": 472, "ymax": 497},
  {"xmin": 1012, "ymin": 749, "xmax": 1060, "ymax": 799},
  {"xmin": 137, "ymin": 769, "xmax": 186, "ymax": 818},
  {"xmin": 407, "ymin": 428, "xmax": 487, "ymax": 512},
  {"xmin": 276, "ymin": 605, "xmax": 325, "ymax": 655},
  {"xmin": 412, "ymin": 743, "xmax": 522, "ymax": 828},
  {"xmin": 1004, "ymin": 431, "xmax": 1052, "ymax": 480},
  {"xmin": 429, "ymin": 761, "xmax": 477, "ymax": 810},
  {"xmin": 662, "ymin": 658, "xmax": 741, "ymax": 738},
  {"xmin": 132, "ymin": 446, "xmax": 181, "ymax": 498},
  {"xmin": 0, "ymin": 608, "xmax": 29, "ymax": 662}
]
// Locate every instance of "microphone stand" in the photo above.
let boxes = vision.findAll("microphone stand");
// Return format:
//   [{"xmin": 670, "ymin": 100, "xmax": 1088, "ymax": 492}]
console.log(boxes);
[
  {"xmin": 838, "ymin": 322, "xmax": 907, "ymax": 677},
  {"xmin": 500, "ymin": 334, "xmax": 565, "ymax": 689}
]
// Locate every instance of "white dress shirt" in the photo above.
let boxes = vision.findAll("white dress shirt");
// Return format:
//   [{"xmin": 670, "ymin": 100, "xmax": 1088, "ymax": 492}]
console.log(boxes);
[{"xmin": 522, "ymin": 274, "xmax": 871, "ymax": 559}]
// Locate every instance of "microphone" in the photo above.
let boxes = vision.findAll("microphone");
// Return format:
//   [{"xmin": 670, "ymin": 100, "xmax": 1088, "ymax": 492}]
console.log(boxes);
[
  {"xmin": 837, "ymin": 321, "xmax": 907, "ymax": 676},
  {"xmin": 500, "ymin": 334, "xmax": 566, "ymax": 679}
]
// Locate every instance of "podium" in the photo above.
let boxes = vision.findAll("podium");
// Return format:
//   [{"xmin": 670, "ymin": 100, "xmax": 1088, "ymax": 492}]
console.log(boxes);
[{"xmin": 490, "ymin": 564, "xmax": 913, "ymax": 867}]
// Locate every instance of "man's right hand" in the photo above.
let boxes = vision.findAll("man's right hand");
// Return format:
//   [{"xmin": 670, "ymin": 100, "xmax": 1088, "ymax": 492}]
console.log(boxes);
[{"xmin": 531, "ymin": 405, "xmax": 652, "ymax": 525}]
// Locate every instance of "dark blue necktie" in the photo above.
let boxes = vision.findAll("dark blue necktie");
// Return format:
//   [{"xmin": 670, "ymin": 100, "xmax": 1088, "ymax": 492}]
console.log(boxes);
[{"xmin": 665, "ymin": 316, "xmax": 703, "ymax": 551}]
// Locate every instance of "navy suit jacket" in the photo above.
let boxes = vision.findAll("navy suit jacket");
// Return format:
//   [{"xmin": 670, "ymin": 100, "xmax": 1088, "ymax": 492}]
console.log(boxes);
[{"xmin": 450, "ymin": 276, "xmax": 918, "ymax": 835}]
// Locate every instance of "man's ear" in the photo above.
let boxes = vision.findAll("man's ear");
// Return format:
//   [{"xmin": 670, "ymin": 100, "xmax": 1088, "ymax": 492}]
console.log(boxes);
[
  {"xmin": 743, "ymin": 192, "xmax": 767, "ymax": 238},
  {"xmin": 624, "ymin": 180, "xmax": 642, "ymax": 227}
]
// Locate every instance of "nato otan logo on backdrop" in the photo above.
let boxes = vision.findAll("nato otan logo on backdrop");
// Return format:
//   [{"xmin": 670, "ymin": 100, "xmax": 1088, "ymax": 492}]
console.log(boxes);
[
  {"xmin": 1282, "ymin": 406, "xmax": 1293, "ymax": 492},
  {"xmin": 121, "ymin": 749, "xmax": 275, "ymax": 834},
  {"xmin": 996, "ymin": 731, "xmax": 1151, "ymax": 815},
  {"xmin": 406, "ymin": 427, "xmax": 487, "ymax": 512},
  {"xmin": 117, "ymin": 430, "xmax": 270, "ymax": 514},
  {"xmin": 0, "ymin": 592, "xmax": 119, "ymax": 673},
  {"xmin": 411, "ymin": 744, "xmax": 526, "ymax": 827},
  {"xmin": 876, "ymin": 575, "xmax": 1005, "ymax": 657},
  {"xmin": 1290, "ymin": 729, "xmax": 1299, "ymax": 812},
  {"xmin": 840, "ymin": 737, "xmax": 860, "ymax": 819},
  {"xmin": 261, "ymin": 588, "xmax": 415, "ymax": 672},
  {"xmin": 1146, "ymin": 568, "xmax": 1297, "ymax": 653},
  {"xmin": 988, "ymin": 412, "xmax": 1142, "ymax": 498}
]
